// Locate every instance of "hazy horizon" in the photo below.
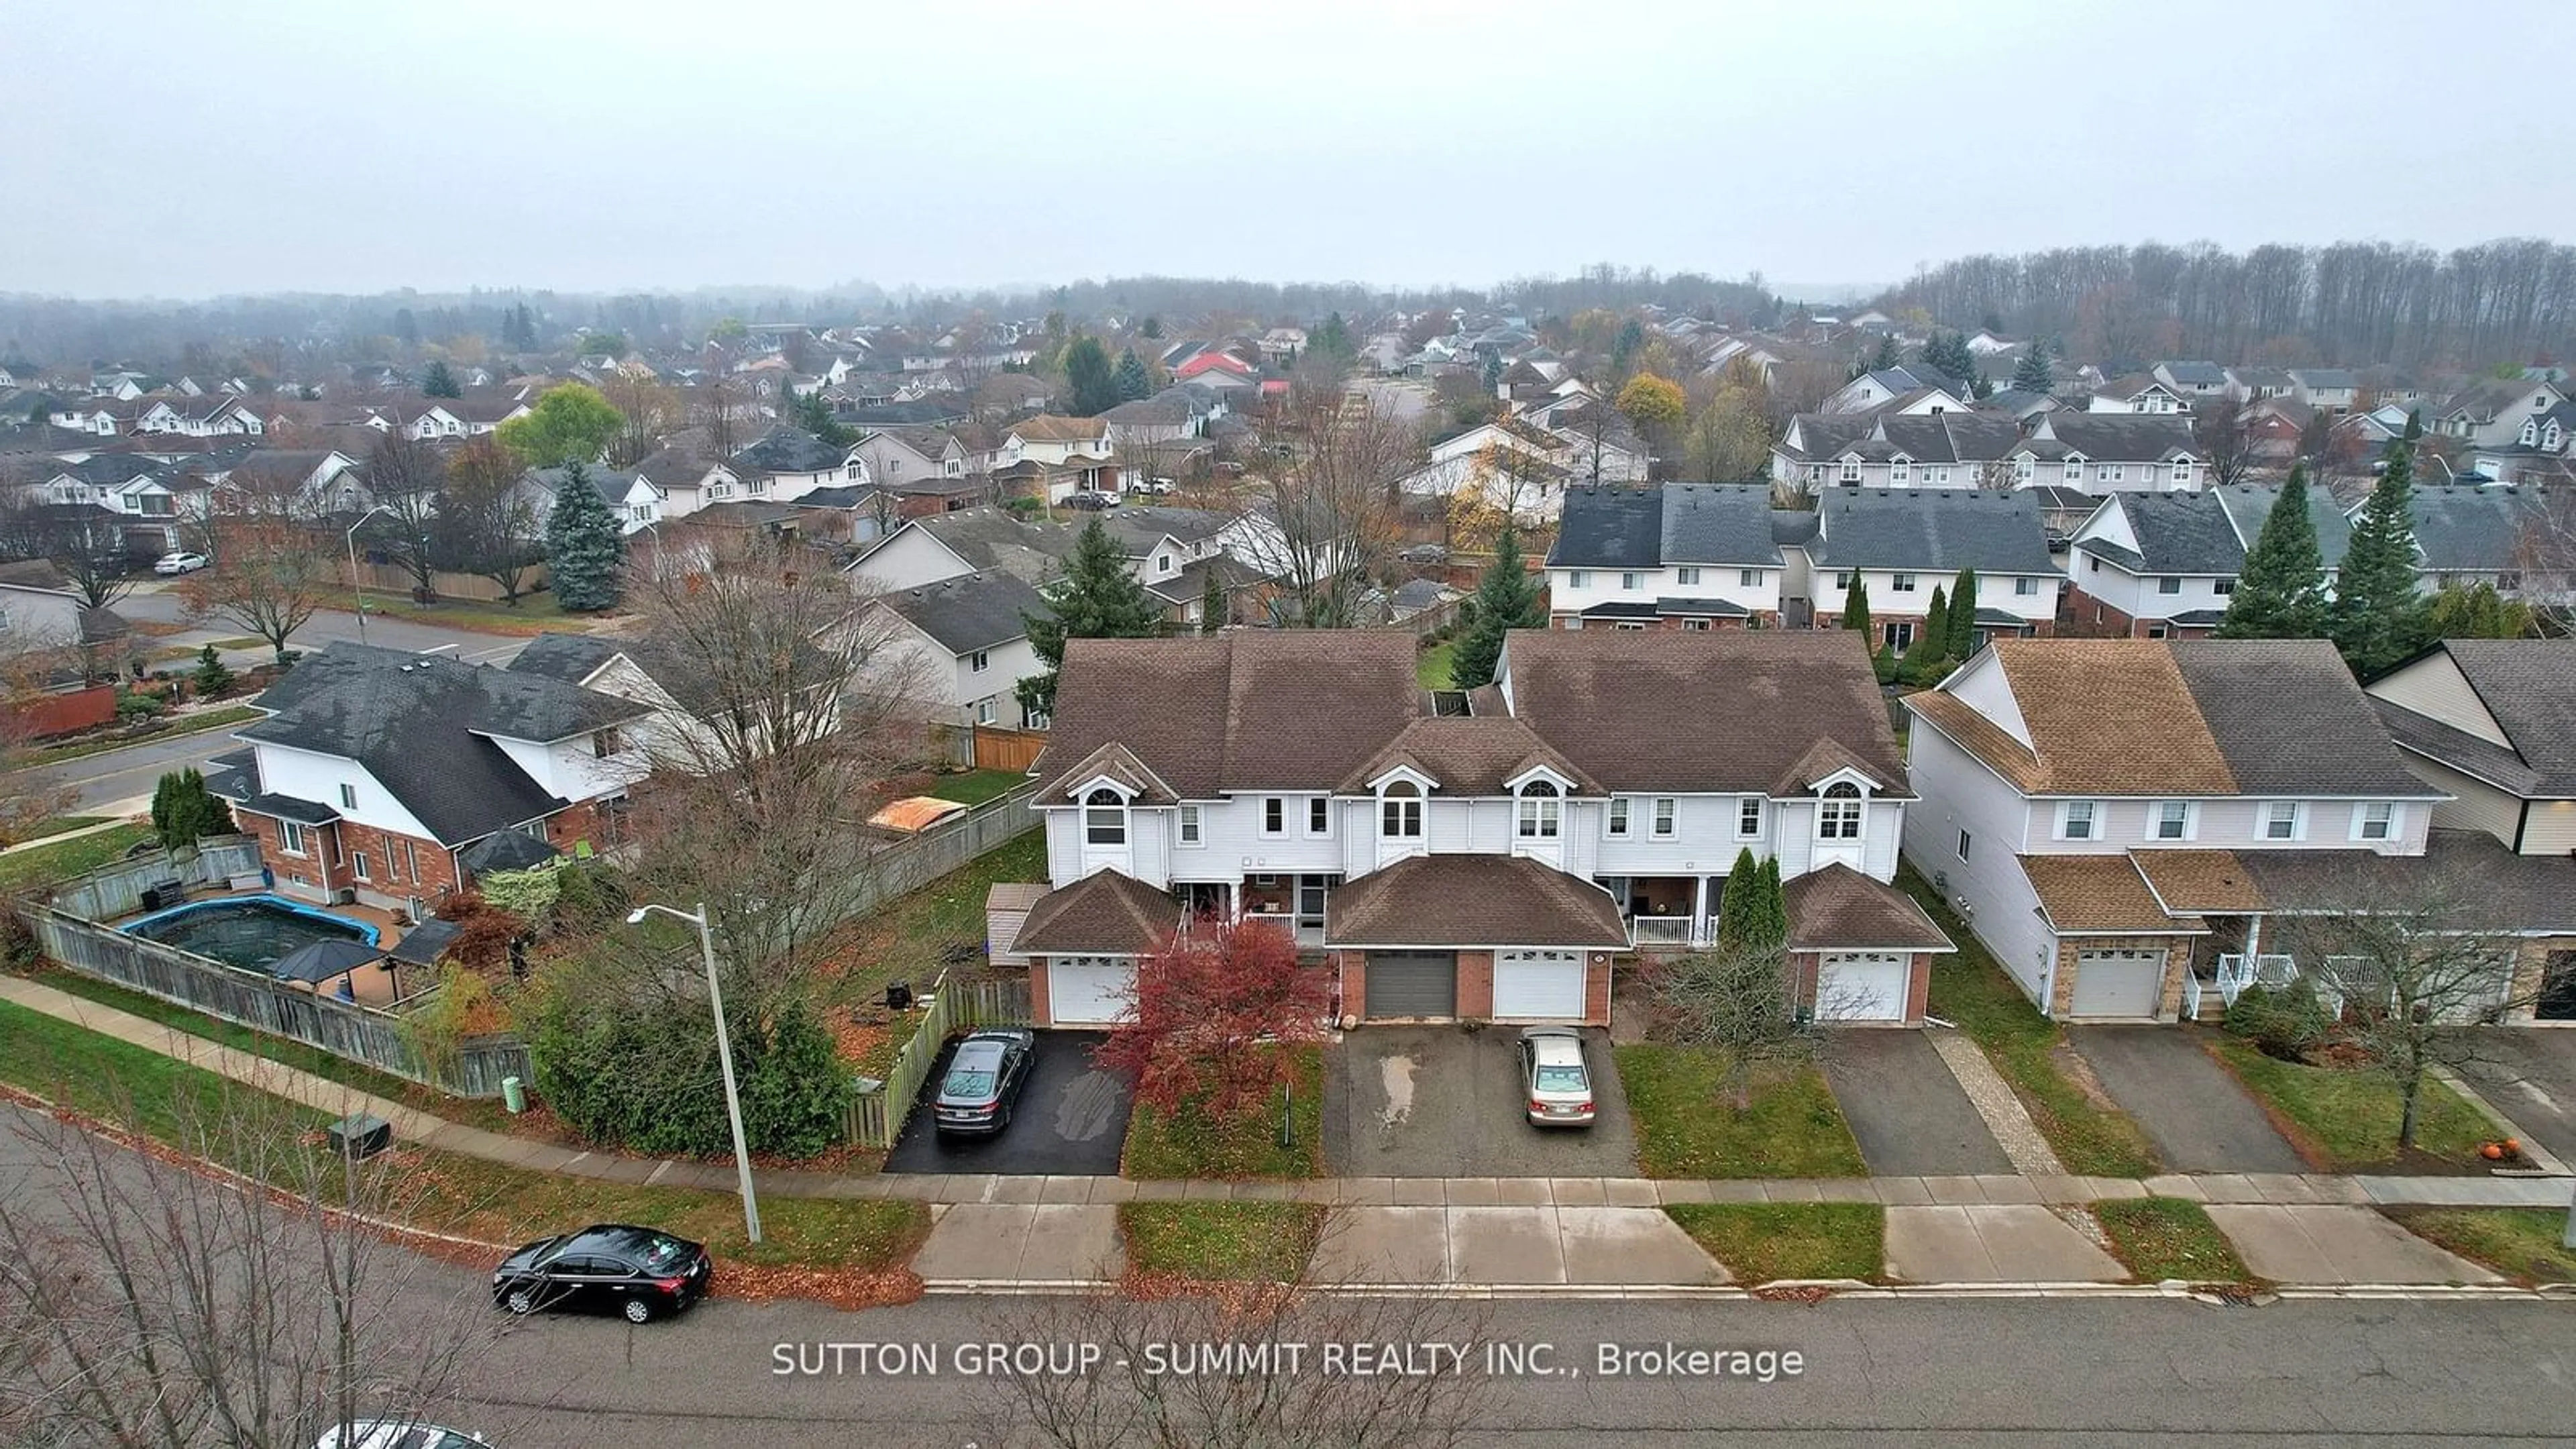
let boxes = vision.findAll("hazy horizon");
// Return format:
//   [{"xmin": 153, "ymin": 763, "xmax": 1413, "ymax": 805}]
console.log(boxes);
[{"xmin": 7, "ymin": 0, "xmax": 2573, "ymax": 301}]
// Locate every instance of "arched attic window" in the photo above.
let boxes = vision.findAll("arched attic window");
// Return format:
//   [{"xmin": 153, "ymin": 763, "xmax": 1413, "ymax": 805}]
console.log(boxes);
[
  {"xmin": 1083, "ymin": 788, "xmax": 1127, "ymax": 846},
  {"xmin": 1515, "ymin": 779, "xmax": 1561, "ymax": 839}
]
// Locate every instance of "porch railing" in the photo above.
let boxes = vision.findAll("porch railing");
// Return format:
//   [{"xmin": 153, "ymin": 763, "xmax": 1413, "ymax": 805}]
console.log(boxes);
[
  {"xmin": 2212, "ymin": 952, "xmax": 2300, "ymax": 1008},
  {"xmin": 2182, "ymin": 971, "xmax": 2204, "ymax": 1022},
  {"xmin": 1629, "ymin": 916, "xmax": 1693, "ymax": 949}
]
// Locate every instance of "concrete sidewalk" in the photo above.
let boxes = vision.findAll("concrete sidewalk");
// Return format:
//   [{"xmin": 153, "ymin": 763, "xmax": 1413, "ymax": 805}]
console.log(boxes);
[{"xmin": 7, "ymin": 973, "xmax": 2571, "ymax": 1293}]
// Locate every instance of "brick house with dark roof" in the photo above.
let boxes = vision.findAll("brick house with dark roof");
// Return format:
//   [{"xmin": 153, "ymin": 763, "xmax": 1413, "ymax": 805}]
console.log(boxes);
[
  {"xmin": 1891, "ymin": 638, "xmax": 2576, "ymax": 1025},
  {"xmin": 998, "ymin": 629, "xmax": 1949, "ymax": 1029}
]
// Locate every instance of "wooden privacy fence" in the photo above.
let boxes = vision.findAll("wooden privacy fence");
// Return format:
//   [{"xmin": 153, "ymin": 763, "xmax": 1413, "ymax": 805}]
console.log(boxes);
[
  {"xmin": 15, "ymin": 903, "xmax": 530, "ymax": 1098},
  {"xmin": 48, "ymin": 837, "xmax": 264, "ymax": 922},
  {"xmin": 841, "ymin": 784, "xmax": 1039, "ymax": 923},
  {"xmin": 842, "ymin": 967, "xmax": 1035, "ymax": 1150},
  {"xmin": 345, "ymin": 559, "xmax": 550, "ymax": 604},
  {"xmin": 970, "ymin": 726, "xmax": 1046, "ymax": 773}
]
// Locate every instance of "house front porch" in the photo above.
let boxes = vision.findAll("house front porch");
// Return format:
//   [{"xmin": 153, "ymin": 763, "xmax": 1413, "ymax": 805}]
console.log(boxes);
[{"xmin": 1595, "ymin": 873, "xmax": 1719, "ymax": 952}]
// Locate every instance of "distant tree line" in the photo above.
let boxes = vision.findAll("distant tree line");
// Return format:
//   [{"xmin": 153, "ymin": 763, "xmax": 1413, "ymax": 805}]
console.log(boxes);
[{"xmin": 1880, "ymin": 237, "xmax": 2576, "ymax": 372}]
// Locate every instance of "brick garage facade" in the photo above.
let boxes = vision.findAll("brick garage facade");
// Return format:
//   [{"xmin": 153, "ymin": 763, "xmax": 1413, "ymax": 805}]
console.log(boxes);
[
  {"xmin": 1330, "ymin": 948, "xmax": 1612, "ymax": 1027},
  {"xmin": 2060, "ymin": 585, "xmax": 2218, "ymax": 641},
  {"xmin": 1027, "ymin": 956, "xmax": 1052, "ymax": 1024},
  {"xmin": 2045, "ymin": 934, "xmax": 2196, "ymax": 1022},
  {"xmin": 1455, "ymin": 949, "xmax": 1494, "ymax": 1018},
  {"xmin": 1784, "ymin": 949, "xmax": 1935, "ymax": 1025}
]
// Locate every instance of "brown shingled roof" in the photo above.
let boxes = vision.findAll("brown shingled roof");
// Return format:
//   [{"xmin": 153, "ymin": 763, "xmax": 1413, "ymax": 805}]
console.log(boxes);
[
  {"xmin": 2020, "ymin": 855, "xmax": 2206, "ymax": 934},
  {"xmin": 1340, "ymin": 716, "xmax": 1600, "ymax": 795},
  {"xmin": 1911, "ymin": 641, "xmax": 2238, "ymax": 796},
  {"xmin": 1782, "ymin": 865, "xmax": 1953, "ymax": 952},
  {"xmin": 2130, "ymin": 849, "xmax": 2267, "ymax": 914},
  {"xmin": 1012, "ymin": 870, "xmax": 1180, "ymax": 955},
  {"xmin": 1324, "ymin": 855, "xmax": 1629, "ymax": 948}
]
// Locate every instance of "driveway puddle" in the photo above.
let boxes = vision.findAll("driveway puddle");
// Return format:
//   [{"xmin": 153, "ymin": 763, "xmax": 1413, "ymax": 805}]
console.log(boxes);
[{"xmin": 1379, "ymin": 1055, "xmax": 1418, "ymax": 1129}]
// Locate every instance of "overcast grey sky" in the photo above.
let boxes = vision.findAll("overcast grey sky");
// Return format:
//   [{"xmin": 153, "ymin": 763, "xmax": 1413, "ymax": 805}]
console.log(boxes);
[{"xmin": 9, "ymin": 0, "xmax": 2571, "ymax": 299}]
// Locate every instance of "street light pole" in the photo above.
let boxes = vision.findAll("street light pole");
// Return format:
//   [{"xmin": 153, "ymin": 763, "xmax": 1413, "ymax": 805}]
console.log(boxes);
[
  {"xmin": 627, "ymin": 901, "xmax": 761, "ymax": 1244},
  {"xmin": 345, "ymin": 504, "xmax": 398, "ymax": 647}
]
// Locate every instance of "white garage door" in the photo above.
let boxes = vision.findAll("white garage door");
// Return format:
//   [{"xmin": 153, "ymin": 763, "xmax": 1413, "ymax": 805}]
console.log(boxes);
[
  {"xmin": 1493, "ymin": 949, "xmax": 1586, "ymax": 1020},
  {"xmin": 2070, "ymin": 949, "xmax": 2163, "ymax": 1020},
  {"xmin": 1046, "ymin": 955, "xmax": 1134, "ymax": 1025},
  {"xmin": 1815, "ymin": 951, "xmax": 1909, "ymax": 1023}
]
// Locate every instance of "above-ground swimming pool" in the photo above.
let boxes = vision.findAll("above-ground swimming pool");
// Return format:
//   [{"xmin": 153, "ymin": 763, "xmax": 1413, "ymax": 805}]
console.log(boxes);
[{"xmin": 124, "ymin": 894, "xmax": 380, "ymax": 974}]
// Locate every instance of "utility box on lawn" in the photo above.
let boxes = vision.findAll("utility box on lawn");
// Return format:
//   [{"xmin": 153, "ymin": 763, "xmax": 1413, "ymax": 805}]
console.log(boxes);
[{"xmin": 329, "ymin": 1114, "xmax": 392, "ymax": 1161}]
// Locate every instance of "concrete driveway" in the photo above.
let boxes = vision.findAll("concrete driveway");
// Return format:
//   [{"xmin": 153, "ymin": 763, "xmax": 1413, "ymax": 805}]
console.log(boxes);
[
  {"xmin": 2068, "ymin": 1026, "xmax": 2306, "ymax": 1173},
  {"xmin": 883, "ymin": 1030, "xmax": 1132, "ymax": 1176},
  {"xmin": 1816, "ymin": 1029, "xmax": 2013, "ymax": 1175},
  {"xmin": 1324, "ymin": 1025, "xmax": 1638, "ymax": 1177},
  {"xmin": 2455, "ymin": 1030, "xmax": 2576, "ymax": 1167}
]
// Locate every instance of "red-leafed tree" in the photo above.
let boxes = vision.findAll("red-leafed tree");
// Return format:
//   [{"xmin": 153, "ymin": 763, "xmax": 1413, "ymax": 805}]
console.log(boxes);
[{"xmin": 1093, "ymin": 917, "xmax": 1328, "ymax": 1121}]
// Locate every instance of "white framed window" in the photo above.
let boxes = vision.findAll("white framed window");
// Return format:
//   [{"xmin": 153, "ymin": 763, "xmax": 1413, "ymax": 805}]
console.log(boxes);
[
  {"xmin": 1381, "ymin": 782, "xmax": 1423, "ymax": 839},
  {"xmin": 1892, "ymin": 573, "xmax": 1917, "ymax": 592},
  {"xmin": 1178, "ymin": 804, "xmax": 1202, "ymax": 845},
  {"xmin": 2063, "ymin": 459, "xmax": 2086, "ymax": 484},
  {"xmin": 1606, "ymin": 797, "xmax": 1631, "ymax": 839},
  {"xmin": 1739, "ymin": 568, "xmax": 1763, "ymax": 587},
  {"xmin": 2157, "ymin": 576, "xmax": 2183, "ymax": 595},
  {"xmin": 1677, "ymin": 567, "xmax": 1702, "ymax": 585},
  {"xmin": 975, "ymin": 697, "xmax": 996, "ymax": 725},
  {"xmin": 2354, "ymin": 802, "xmax": 2397, "ymax": 841},
  {"xmin": 1621, "ymin": 572, "xmax": 1644, "ymax": 591},
  {"xmin": 1083, "ymin": 788, "xmax": 1126, "ymax": 846},
  {"xmin": 1516, "ymin": 780, "xmax": 1561, "ymax": 839},
  {"xmin": 1833, "ymin": 572, "xmax": 1853, "ymax": 590},
  {"xmin": 351, "ymin": 852, "xmax": 371, "ymax": 882},
  {"xmin": 1648, "ymin": 797, "xmax": 1676, "ymax": 838},
  {"xmin": 2013, "ymin": 454, "xmax": 2034, "ymax": 480},
  {"xmin": 1306, "ymin": 797, "xmax": 1331, "ymax": 837},
  {"xmin": 2100, "ymin": 464, "xmax": 2125, "ymax": 485},
  {"xmin": 1682, "ymin": 618, "xmax": 1711, "ymax": 631},
  {"xmin": 1818, "ymin": 782, "xmax": 1863, "ymax": 840},
  {"xmin": 338, "ymin": 783, "xmax": 357, "ymax": 810},
  {"xmin": 2152, "ymin": 801, "xmax": 2192, "ymax": 841},
  {"xmin": 969, "ymin": 649, "xmax": 989, "ymax": 672},
  {"xmin": 278, "ymin": 820, "xmax": 309, "ymax": 856},
  {"xmin": 2170, "ymin": 460, "xmax": 2193, "ymax": 486},
  {"xmin": 1957, "ymin": 829, "xmax": 1972, "ymax": 861},
  {"xmin": 2059, "ymin": 800, "xmax": 2098, "ymax": 841},
  {"xmin": 2263, "ymin": 802, "xmax": 2301, "ymax": 841},
  {"xmin": 1739, "ymin": 798, "xmax": 1762, "ymax": 837},
  {"xmin": 1889, "ymin": 459, "xmax": 1911, "ymax": 484},
  {"xmin": 1263, "ymin": 798, "xmax": 1286, "ymax": 836},
  {"xmin": 1839, "ymin": 457, "xmax": 1861, "ymax": 483},
  {"xmin": 1568, "ymin": 570, "xmax": 1589, "ymax": 588},
  {"xmin": 2015, "ymin": 576, "xmax": 2039, "ymax": 596},
  {"xmin": 2214, "ymin": 577, "xmax": 2235, "ymax": 595}
]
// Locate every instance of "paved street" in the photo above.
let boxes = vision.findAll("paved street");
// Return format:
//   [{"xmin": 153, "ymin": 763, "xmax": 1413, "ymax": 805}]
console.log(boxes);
[{"xmin": 17, "ymin": 593, "xmax": 537, "ymax": 812}]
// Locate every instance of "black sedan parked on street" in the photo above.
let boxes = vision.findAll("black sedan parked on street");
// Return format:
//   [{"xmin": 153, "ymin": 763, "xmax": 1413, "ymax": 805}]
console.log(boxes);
[
  {"xmin": 933, "ymin": 1028, "xmax": 1037, "ymax": 1135},
  {"xmin": 492, "ymin": 1224, "xmax": 711, "ymax": 1324}
]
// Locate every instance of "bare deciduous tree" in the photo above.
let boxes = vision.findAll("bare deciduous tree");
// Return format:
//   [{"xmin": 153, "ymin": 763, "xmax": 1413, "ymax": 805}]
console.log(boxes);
[
  {"xmin": 2192, "ymin": 397, "xmax": 2257, "ymax": 488},
  {"xmin": 183, "ymin": 473, "xmax": 337, "ymax": 665},
  {"xmin": 0, "ymin": 1090, "xmax": 517, "ymax": 1448},
  {"xmin": 1241, "ymin": 388, "xmax": 1421, "ymax": 627},
  {"xmin": 366, "ymin": 426, "xmax": 447, "ymax": 602}
]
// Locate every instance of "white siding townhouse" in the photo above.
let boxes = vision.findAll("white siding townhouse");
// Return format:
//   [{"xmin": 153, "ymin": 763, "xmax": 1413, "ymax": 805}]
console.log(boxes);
[
  {"xmin": 998, "ymin": 631, "xmax": 1951, "ymax": 1029},
  {"xmin": 857, "ymin": 570, "xmax": 1050, "ymax": 729},
  {"xmin": 1545, "ymin": 484, "xmax": 1784, "ymax": 627},
  {"xmin": 1786, "ymin": 488, "xmax": 2063, "ymax": 649},
  {"xmin": 2002, "ymin": 413, "xmax": 2202, "ymax": 494},
  {"xmin": 1771, "ymin": 409, "xmax": 2024, "ymax": 494}
]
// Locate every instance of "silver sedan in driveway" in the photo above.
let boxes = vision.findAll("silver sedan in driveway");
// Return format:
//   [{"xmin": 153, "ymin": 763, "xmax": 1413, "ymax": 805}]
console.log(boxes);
[{"xmin": 1517, "ymin": 1027, "xmax": 1596, "ymax": 1127}]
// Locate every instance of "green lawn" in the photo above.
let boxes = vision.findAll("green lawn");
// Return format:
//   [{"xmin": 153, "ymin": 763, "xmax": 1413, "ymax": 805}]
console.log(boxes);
[
  {"xmin": 824, "ymin": 828, "xmax": 1044, "ymax": 1015},
  {"xmin": 1904, "ymin": 867, "xmax": 2159, "ymax": 1177},
  {"xmin": 926, "ymin": 769, "xmax": 1027, "ymax": 806},
  {"xmin": 2094, "ymin": 1197, "xmax": 2252, "ymax": 1284},
  {"xmin": 350, "ymin": 588, "xmax": 588, "ymax": 636},
  {"xmin": 1122, "ymin": 1044, "xmax": 1324, "ymax": 1179},
  {"xmin": 2204, "ymin": 1034, "xmax": 2489, "ymax": 1170},
  {"xmin": 23, "ymin": 967, "xmax": 522, "ymax": 1134},
  {"xmin": 0, "ymin": 823, "xmax": 156, "ymax": 892},
  {"xmin": 1120, "ymin": 1201, "xmax": 1324, "ymax": 1281},
  {"xmin": 0, "ymin": 998, "xmax": 925, "ymax": 1273},
  {"xmin": 2388, "ymin": 1208, "xmax": 2576, "ymax": 1285},
  {"xmin": 1416, "ymin": 641, "xmax": 1455, "ymax": 690},
  {"xmin": 1614, "ymin": 1044, "xmax": 1867, "ymax": 1179},
  {"xmin": 1664, "ymin": 1203, "xmax": 1884, "ymax": 1283},
  {"xmin": 31, "ymin": 705, "xmax": 265, "ymax": 765},
  {"xmin": 13, "ymin": 814, "xmax": 107, "ymax": 844}
]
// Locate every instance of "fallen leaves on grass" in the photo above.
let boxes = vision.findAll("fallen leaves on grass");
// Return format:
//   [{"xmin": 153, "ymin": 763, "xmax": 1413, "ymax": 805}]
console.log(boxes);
[{"xmin": 719, "ymin": 1262, "xmax": 923, "ymax": 1310}]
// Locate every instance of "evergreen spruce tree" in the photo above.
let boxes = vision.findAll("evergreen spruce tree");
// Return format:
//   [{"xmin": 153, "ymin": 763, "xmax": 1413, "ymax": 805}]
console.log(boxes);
[
  {"xmin": 1198, "ymin": 564, "xmax": 1226, "ymax": 636},
  {"xmin": 1945, "ymin": 569, "xmax": 1980, "ymax": 659},
  {"xmin": 150, "ymin": 767, "xmax": 234, "ymax": 853},
  {"xmin": 2011, "ymin": 342, "xmax": 2053, "ymax": 394},
  {"xmin": 1449, "ymin": 521, "xmax": 1545, "ymax": 690},
  {"xmin": 421, "ymin": 360, "xmax": 462, "ymax": 398},
  {"xmin": 1016, "ymin": 517, "xmax": 1167, "ymax": 718},
  {"xmin": 2329, "ymin": 443, "xmax": 2430, "ymax": 674},
  {"xmin": 1114, "ymin": 347, "xmax": 1152, "ymax": 403},
  {"xmin": 1840, "ymin": 574, "xmax": 1872, "ymax": 635},
  {"xmin": 544, "ymin": 461, "xmax": 627, "ymax": 612},
  {"xmin": 1871, "ymin": 334, "xmax": 1901, "ymax": 371},
  {"xmin": 1063, "ymin": 337, "xmax": 1120, "ymax": 416},
  {"xmin": 2214, "ymin": 463, "xmax": 2330, "ymax": 640},
  {"xmin": 1898, "ymin": 585, "xmax": 1947, "ymax": 682},
  {"xmin": 1481, "ymin": 352, "xmax": 1504, "ymax": 395},
  {"xmin": 1872, "ymin": 641, "xmax": 1898, "ymax": 685},
  {"xmin": 1753, "ymin": 856, "xmax": 1786, "ymax": 951},
  {"xmin": 1712, "ymin": 847, "xmax": 1762, "ymax": 950}
]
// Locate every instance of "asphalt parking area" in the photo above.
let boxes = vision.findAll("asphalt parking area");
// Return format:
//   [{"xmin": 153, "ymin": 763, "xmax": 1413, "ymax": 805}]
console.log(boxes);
[
  {"xmin": 883, "ymin": 1030, "xmax": 1133, "ymax": 1175},
  {"xmin": 1323, "ymin": 1025, "xmax": 1639, "ymax": 1178},
  {"xmin": 1816, "ymin": 1029, "xmax": 2014, "ymax": 1176},
  {"xmin": 2455, "ymin": 1029, "xmax": 2576, "ymax": 1167},
  {"xmin": 2068, "ymin": 1025, "xmax": 2305, "ymax": 1173}
]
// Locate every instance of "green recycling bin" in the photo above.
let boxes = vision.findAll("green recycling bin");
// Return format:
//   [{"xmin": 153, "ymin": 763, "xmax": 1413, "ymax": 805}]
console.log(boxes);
[{"xmin": 501, "ymin": 1076, "xmax": 526, "ymax": 1114}]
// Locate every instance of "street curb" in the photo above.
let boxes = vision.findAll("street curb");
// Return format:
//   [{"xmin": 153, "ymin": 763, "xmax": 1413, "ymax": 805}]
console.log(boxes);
[{"xmin": 917, "ymin": 1277, "xmax": 2575, "ymax": 1302}]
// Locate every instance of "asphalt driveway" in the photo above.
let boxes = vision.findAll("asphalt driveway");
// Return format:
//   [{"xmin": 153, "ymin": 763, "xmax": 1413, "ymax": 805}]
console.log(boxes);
[
  {"xmin": 1324, "ymin": 1026, "xmax": 1639, "ymax": 1177},
  {"xmin": 1816, "ymin": 1030, "xmax": 2013, "ymax": 1176},
  {"xmin": 2455, "ymin": 1030, "xmax": 2576, "ymax": 1167},
  {"xmin": 2068, "ymin": 1026, "xmax": 2304, "ymax": 1173},
  {"xmin": 883, "ymin": 1030, "xmax": 1133, "ymax": 1176}
]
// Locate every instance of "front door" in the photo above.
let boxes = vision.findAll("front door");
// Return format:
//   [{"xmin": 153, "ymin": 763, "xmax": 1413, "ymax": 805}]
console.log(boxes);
[
  {"xmin": 2540, "ymin": 951, "xmax": 2576, "ymax": 1022},
  {"xmin": 1295, "ymin": 875, "xmax": 1332, "ymax": 947}
]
